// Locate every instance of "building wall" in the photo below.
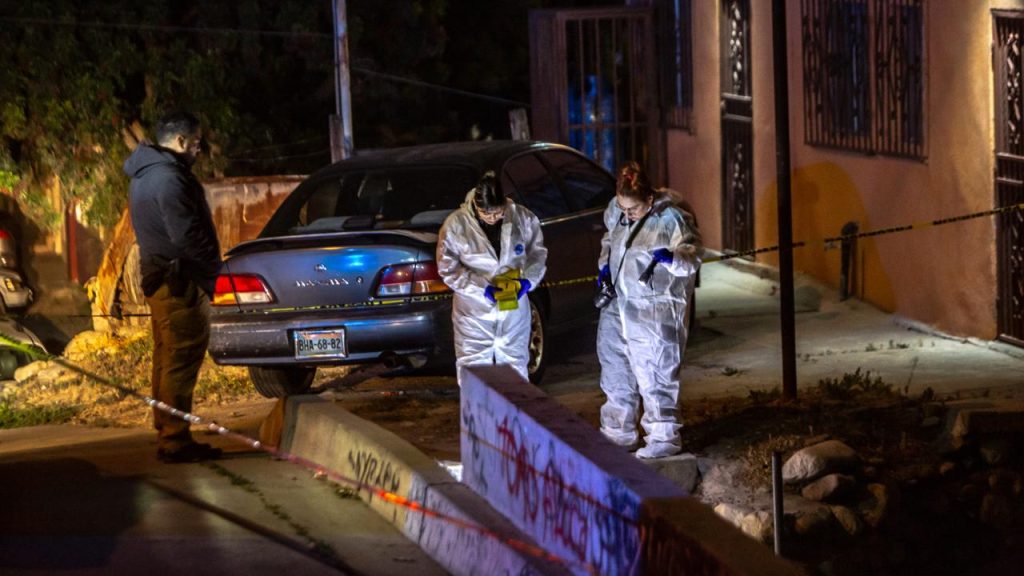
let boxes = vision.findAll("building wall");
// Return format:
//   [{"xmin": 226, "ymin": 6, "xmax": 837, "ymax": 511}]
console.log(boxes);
[{"xmin": 666, "ymin": 0, "xmax": 1007, "ymax": 339}]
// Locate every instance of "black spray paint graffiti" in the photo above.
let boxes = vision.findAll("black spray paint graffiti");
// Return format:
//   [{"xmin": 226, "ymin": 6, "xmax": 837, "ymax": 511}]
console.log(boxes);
[
  {"xmin": 347, "ymin": 449, "xmax": 402, "ymax": 502},
  {"xmin": 462, "ymin": 407, "xmax": 489, "ymax": 492}
]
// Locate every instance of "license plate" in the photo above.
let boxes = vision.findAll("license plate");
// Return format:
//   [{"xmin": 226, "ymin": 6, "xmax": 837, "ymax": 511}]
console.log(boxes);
[{"xmin": 294, "ymin": 328, "xmax": 347, "ymax": 359}]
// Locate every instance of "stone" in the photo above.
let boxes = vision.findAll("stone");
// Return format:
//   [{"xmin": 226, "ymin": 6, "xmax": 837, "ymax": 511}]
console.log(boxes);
[
  {"xmin": 830, "ymin": 505, "xmax": 863, "ymax": 536},
  {"xmin": 988, "ymin": 471, "xmax": 1016, "ymax": 496},
  {"xmin": 979, "ymin": 438, "xmax": 1013, "ymax": 466},
  {"xmin": 794, "ymin": 505, "xmax": 835, "ymax": 537},
  {"xmin": 801, "ymin": 473, "xmax": 857, "ymax": 502},
  {"xmin": 803, "ymin": 434, "xmax": 831, "ymax": 447},
  {"xmin": 980, "ymin": 493, "xmax": 1013, "ymax": 529},
  {"xmin": 13, "ymin": 360, "xmax": 46, "ymax": 383},
  {"xmin": 712, "ymin": 503, "xmax": 773, "ymax": 544},
  {"xmin": 640, "ymin": 453, "xmax": 700, "ymax": 493},
  {"xmin": 939, "ymin": 461, "xmax": 957, "ymax": 476},
  {"xmin": 782, "ymin": 440, "xmax": 859, "ymax": 484},
  {"xmin": 858, "ymin": 483, "xmax": 889, "ymax": 527},
  {"xmin": 713, "ymin": 502, "xmax": 751, "ymax": 527},
  {"xmin": 739, "ymin": 510, "xmax": 773, "ymax": 544}
]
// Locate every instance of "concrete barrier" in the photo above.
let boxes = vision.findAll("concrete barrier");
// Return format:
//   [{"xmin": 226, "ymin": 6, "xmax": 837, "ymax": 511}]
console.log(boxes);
[
  {"xmin": 459, "ymin": 365, "xmax": 800, "ymax": 576},
  {"xmin": 277, "ymin": 395, "xmax": 570, "ymax": 576}
]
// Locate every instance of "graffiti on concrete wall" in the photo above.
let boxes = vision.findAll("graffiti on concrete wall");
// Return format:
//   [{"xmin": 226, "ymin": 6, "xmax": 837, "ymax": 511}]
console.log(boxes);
[
  {"xmin": 346, "ymin": 448, "xmax": 401, "ymax": 502},
  {"xmin": 463, "ymin": 399, "xmax": 641, "ymax": 575}
]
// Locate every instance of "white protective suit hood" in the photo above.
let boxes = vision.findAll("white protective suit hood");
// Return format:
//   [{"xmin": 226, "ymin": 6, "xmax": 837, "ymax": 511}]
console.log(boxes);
[{"xmin": 436, "ymin": 190, "xmax": 547, "ymax": 381}]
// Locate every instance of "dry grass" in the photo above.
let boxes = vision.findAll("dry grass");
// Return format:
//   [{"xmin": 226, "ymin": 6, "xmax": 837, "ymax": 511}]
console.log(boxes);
[{"xmin": 0, "ymin": 327, "xmax": 258, "ymax": 429}]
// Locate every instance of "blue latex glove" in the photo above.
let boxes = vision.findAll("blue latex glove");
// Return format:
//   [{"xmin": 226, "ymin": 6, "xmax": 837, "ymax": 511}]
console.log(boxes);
[
  {"xmin": 484, "ymin": 285, "xmax": 498, "ymax": 304},
  {"xmin": 516, "ymin": 278, "xmax": 531, "ymax": 300},
  {"xmin": 597, "ymin": 264, "xmax": 610, "ymax": 287},
  {"xmin": 652, "ymin": 248, "xmax": 673, "ymax": 265}
]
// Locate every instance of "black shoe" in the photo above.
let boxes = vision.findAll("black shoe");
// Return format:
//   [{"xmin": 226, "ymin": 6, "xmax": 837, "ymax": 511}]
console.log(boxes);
[{"xmin": 157, "ymin": 442, "xmax": 223, "ymax": 464}]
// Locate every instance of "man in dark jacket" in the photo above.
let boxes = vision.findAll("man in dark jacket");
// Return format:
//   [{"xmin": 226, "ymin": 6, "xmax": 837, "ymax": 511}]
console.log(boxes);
[{"xmin": 125, "ymin": 111, "xmax": 222, "ymax": 463}]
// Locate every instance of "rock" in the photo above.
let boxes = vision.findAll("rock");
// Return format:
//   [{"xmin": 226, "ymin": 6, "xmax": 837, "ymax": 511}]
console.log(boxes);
[
  {"xmin": 794, "ymin": 505, "xmax": 835, "ymax": 537},
  {"xmin": 712, "ymin": 503, "xmax": 773, "ymax": 543},
  {"xmin": 63, "ymin": 330, "xmax": 119, "ymax": 361},
  {"xmin": 801, "ymin": 473, "xmax": 857, "ymax": 502},
  {"xmin": 988, "ymin": 471, "xmax": 1016, "ymax": 495},
  {"xmin": 739, "ymin": 511, "xmax": 773, "ymax": 544},
  {"xmin": 920, "ymin": 416, "xmax": 941, "ymax": 428},
  {"xmin": 980, "ymin": 493, "xmax": 1013, "ymax": 529},
  {"xmin": 858, "ymin": 483, "xmax": 889, "ymax": 527},
  {"xmin": 713, "ymin": 502, "xmax": 750, "ymax": 525},
  {"xmin": 782, "ymin": 440, "xmax": 859, "ymax": 483},
  {"xmin": 35, "ymin": 364, "xmax": 68, "ymax": 387},
  {"xmin": 979, "ymin": 438, "xmax": 1013, "ymax": 466},
  {"xmin": 958, "ymin": 483, "xmax": 984, "ymax": 511},
  {"xmin": 803, "ymin": 434, "xmax": 831, "ymax": 447},
  {"xmin": 640, "ymin": 453, "xmax": 700, "ymax": 493},
  {"xmin": 830, "ymin": 505, "xmax": 863, "ymax": 536},
  {"xmin": 939, "ymin": 461, "xmax": 957, "ymax": 476},
  {"xmin": 13, "ymin": 360, "xmax": 47, "ymax": 383}
]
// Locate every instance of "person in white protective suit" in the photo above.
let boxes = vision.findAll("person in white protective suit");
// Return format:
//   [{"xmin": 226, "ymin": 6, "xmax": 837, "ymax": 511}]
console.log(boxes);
[
  {"xmin": 595, "ymin": 162, "xmax": 702, "ymax": 458},
  {"xmin": 437, "ymin": 171, "xmax": 548, "ymax": 383}
]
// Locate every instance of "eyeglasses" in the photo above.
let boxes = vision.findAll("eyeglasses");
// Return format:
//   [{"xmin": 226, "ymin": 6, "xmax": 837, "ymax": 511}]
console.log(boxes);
[
  {"xmin": 474, "ymin": 202, "xmax": 505, "ymax": 220},
  {"xmin": 616, "ymin": 198, "xmax": 650, "ymax": 219}
]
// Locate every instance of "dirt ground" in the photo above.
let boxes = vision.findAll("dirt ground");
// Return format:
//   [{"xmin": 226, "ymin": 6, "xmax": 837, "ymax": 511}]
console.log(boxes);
[
  {"xmin": 320, "ymin": 366, "xmax": 1024, "ymax": 576},
  {"xmin": 4, "ymin": 324, "xmax": 1023, "ymax": 575}
]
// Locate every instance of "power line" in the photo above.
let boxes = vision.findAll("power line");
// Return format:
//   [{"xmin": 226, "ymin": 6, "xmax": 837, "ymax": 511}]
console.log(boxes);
[
  {"xmin": 353, "ymin": 67, "xmax": 530, "ymax": 108},
  {"xmin": 0, "ymin": 15, "xmax": 531, "ymax": 109}
]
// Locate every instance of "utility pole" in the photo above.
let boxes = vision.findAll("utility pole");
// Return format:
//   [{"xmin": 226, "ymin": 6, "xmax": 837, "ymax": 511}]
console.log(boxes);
[
  {"xmin": 772, "ymin": 0, "xmax": 797, "ymax": 400},
  {"xmin": 331, "ymin": 0, "xmax": 354, "ymax": 162}
]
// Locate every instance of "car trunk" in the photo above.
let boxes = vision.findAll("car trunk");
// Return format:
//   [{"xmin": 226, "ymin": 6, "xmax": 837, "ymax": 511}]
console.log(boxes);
[{"xmin": 217, "ymin": 231, "xmax": 437, "ymax": 312}]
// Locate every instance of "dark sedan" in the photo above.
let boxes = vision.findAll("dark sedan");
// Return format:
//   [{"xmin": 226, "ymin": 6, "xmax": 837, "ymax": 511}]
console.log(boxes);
[{"xmin": 208, "ymin": 141, "xmax": 614, "ymax": 397}]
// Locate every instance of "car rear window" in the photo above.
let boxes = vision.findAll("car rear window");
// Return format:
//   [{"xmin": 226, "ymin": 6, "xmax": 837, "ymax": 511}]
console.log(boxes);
[{"xmin": 262, "ymin": 166, "xmax": 477, "ymax": 237}]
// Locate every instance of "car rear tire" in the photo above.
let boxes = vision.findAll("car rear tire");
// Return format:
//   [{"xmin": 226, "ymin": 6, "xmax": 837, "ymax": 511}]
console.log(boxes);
[
  {"xmin": 527, "ymin": 295, "xmax": 547, "ymax": 385},
  {"xmin": 248, "ymin": 365, "xmax": 316, "ymax": 398}
]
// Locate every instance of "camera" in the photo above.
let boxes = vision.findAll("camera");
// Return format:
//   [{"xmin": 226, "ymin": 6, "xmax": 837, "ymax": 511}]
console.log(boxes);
[{"xmin": 593, "ymin": 279, "xmax": 617, "ymax": 309}]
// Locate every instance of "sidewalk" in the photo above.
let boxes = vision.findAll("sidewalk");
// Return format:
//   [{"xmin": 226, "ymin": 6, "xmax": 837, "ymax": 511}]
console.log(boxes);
[
  {"xmin": 541, "ymin": 256, "xmax": 1024, "ymax": 403},
  {"xmin": 685, "ymin": 257, "xmax": 1024, "ymax": 399}
]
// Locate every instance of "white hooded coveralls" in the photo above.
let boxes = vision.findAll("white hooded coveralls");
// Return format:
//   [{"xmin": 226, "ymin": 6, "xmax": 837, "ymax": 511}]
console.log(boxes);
[
  {"xmin": 437, "ymin": 190, "xmax": 548, "ymax": 382},
  {"xmin": 596, "ymin": 192, "xmax": 701, "ymax": 458}
]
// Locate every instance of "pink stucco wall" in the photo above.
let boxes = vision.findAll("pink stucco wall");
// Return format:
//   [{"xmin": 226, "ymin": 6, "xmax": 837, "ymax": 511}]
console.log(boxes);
[{"xmin": 666, "ymin": 0, "xmax": 1008, "ymax": 339}]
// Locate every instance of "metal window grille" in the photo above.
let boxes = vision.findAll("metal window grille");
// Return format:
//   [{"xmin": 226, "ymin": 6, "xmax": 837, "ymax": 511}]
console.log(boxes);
[
  {"xmin": 656, "ymin": 0, "xmax": 694, "ymax": 131},
  {"xmin": 802, "ymin": 0, "xmax": 926, "ymax": 159},
  {"xmin": 564, "ymin": 13, "xmax": 654, "ymax": 174}
]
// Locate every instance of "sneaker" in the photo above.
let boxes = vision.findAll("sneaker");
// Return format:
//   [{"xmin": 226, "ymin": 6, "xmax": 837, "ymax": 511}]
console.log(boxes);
[{"xmin": 157, "ymin": 442, "xmax": 223, "ymax": 464}]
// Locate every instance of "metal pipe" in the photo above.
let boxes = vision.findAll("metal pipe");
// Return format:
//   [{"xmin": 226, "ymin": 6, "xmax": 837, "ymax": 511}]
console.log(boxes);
[{"xmin": 772, "ymin": 450, "xmax": 784, "ymax": 556}]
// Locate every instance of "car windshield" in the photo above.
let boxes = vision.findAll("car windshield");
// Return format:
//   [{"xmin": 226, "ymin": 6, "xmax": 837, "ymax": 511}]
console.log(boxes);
[{"xmin": 262, "ymin": 166, "xmax": 477, "ymax": 237}]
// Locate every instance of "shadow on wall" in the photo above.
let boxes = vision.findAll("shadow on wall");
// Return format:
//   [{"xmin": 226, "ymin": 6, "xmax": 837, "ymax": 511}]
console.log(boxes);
[{"xmin": 757, "ymin": 161, "xmax": 896, "ymax": 312}]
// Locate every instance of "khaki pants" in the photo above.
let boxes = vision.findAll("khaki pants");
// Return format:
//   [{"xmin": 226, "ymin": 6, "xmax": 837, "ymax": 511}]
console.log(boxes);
[{"xmin": 146, "ymin": 281, "xmax": 210, "ymax": 451}]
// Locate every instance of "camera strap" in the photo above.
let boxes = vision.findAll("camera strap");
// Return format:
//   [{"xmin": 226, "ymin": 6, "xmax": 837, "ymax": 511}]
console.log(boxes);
[{"xmin": 610, "ymin": 209, "xmax": 652, "ymax": 289}]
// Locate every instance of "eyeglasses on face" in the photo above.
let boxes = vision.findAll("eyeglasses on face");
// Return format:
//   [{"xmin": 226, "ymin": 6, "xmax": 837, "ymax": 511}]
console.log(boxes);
[{"xmin": 474, "ymin": 202, "xmax": 505, "ymax": 218}]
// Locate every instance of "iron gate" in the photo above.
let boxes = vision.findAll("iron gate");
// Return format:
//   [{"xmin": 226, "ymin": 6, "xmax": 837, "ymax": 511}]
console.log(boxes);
[
  {"xmin": 721, "ymin": 0, "xmax": 753, "ymax": 254},
  {"xmin": 994, "ymin": 12, "xmax": 1024, "ymax": 346}
]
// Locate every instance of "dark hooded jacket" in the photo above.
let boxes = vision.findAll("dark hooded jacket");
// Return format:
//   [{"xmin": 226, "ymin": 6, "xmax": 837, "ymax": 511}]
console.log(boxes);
[{"xmin": 124, "ymin": 144, "xmax": 221, "ymax": 296}]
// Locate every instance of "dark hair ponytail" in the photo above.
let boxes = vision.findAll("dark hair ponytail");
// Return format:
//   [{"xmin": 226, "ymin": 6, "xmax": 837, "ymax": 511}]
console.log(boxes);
[{"xmin": 473, "ymin": 170, "xmax": 505, "ymax": 210}]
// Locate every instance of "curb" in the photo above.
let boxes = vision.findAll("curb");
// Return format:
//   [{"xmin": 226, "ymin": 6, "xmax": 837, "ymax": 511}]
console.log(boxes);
[{"xmin": 272, "ymin": 395, "xmax": 571, "ymax": 576}]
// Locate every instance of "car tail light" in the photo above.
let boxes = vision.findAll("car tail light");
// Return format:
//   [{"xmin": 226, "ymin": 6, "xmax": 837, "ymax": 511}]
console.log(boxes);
[
  {"xmin": 213, "ymin": 274, "xmax": 275, "ymax": 306},
  {"xmin": 376, "ymin": 262, "xmax": 450, "ymax": 297}
]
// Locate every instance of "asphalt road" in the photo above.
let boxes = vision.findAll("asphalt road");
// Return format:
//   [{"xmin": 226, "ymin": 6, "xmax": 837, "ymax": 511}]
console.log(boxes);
[{"xmin": 0, "ymin": 414, "xmax": 447, "ymax": 576}]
